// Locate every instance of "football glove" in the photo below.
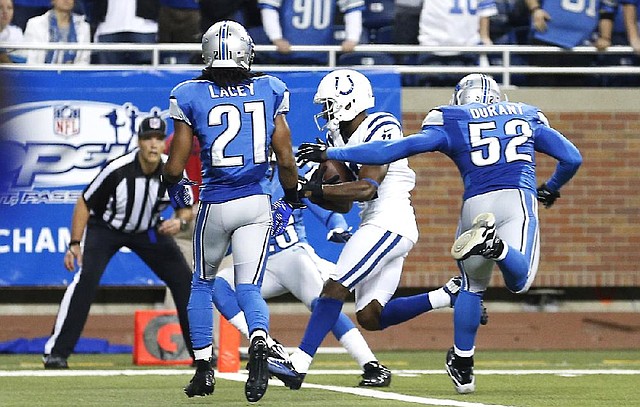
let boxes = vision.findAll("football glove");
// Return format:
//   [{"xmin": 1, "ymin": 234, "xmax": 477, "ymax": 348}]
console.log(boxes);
[
  {"xmin": 271, "ymin": 198, "xmax": 306, "ymax": 237},
  {"xmin": 537, "ymin": 183, "xmax": 560, "ymax": 208},
  {"xmin": 296, "ymin": 138, "xmax": 328, "ymax": 167},
  {"xmin": 327, "ymin": 227, "xmax": 352, "ymax": 243},
  {"xmin": 162, "ymin": 176, "xmax": 196, "ymax": 209}
]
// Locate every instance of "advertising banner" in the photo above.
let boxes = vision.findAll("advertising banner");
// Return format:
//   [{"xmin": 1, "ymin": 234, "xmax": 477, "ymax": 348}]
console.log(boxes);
[{"xmin": 0, "ymin": 69, "xmax": 400, "ymax": 286}]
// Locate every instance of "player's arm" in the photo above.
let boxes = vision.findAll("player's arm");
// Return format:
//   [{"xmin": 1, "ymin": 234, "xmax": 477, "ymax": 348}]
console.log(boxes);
[
  {"xmin": 272, "ymin": 114, "xmax": 299, "ymax": 200},
  {"xmin": 321, "ymin": 165, "xmax": 387, "ymax": 203},
  {"xmin": 623, "ymin": 2, "xmax": 640, "ymax": 54},
  {"xmin": 534, "ymin": 125, "xmax": 583, "ymax": 192},
  {"xmin": 325, "ymin": 127, "xmax": 447, "ymax": 165},
  {"xmin": 305, "ymin": 198, "xmax": 352, "ymax": 241},
  {"xmin": 163, "ymin": 120, "xmax": 193, "ymax": 184}
]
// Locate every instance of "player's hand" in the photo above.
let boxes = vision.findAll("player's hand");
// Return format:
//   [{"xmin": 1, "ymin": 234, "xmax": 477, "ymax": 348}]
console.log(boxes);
[
  {"xmin": 537, "ymin": 183, "xmax": 560, "ymax": 208},
  {"xmin": 274, "ymin": 38, "xmax": 292, "ymax": 54},
  {"xmin": 163, "ymin": 176, "xmax": 196, "ymax": 209},
  {"xmin": 532, "ymin": 8, "xmax": 550, "ymax": 33},
  {"xmin": 298, "ymin": 166, "xmax": 329, "ymax": 199},
  {"xmin": 271, "ymin": 198, "xmax": 305, "ymax": 236},
  {"xmin": 296, "ymin": 140, "xmax": 328, "ymax": 166},
  {"xmin": 327, "ymin": 227, "xmax": 352, "ymax": 243}
]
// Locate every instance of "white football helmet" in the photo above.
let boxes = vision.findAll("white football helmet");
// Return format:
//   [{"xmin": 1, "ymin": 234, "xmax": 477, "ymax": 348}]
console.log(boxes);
[
  {"xmin": 313, "ymin": 69, "xmax": 375, "ymax": 131},
  {"xmin": 202, "ymin": 20, "xmax": 254, "ymax": 70},
  {"xmin": 450, "ymin": 74, "xmax": 502, "ymax": 105}
]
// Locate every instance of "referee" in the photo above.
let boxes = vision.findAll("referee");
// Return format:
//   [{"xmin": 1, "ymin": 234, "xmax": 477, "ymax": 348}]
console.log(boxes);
[{"xmin": 43, "ymin": 117, "xmax": 195, "ymax": 369}]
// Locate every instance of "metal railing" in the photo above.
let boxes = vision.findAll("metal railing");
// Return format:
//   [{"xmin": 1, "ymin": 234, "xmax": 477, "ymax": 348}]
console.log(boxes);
[{"xmin": 2, "ymin": 42, "xmax": 638, "ymax": 87}]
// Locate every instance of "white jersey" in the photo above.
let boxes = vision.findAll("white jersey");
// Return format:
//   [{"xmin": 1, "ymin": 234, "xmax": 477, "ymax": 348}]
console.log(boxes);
[
  {"xmin": 418, "ymin": 0, "xmax": 497, "ymax": 49},
  {"xmin": 344, "ymin": 112, "xmax": 419, "ymax": 243}
]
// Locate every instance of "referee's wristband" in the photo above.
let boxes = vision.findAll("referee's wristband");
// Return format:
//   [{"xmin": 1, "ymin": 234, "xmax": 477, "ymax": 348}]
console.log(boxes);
[{"xmin": 68, "ymin": 240, "xmax": 81, "ymax": 247}]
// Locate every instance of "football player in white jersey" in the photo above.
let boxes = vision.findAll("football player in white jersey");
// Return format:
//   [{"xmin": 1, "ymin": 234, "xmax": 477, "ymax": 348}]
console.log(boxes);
[{"xmin": 268, "ymin": 69, "xmax": 461, "ymax": 389}]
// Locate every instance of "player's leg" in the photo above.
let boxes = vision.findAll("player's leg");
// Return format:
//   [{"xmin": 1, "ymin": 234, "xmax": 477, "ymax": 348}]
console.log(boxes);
[
  {"xmin": 183, "ymin": 201, "xmax": 231, "ymax": 397},
  {"xmin": 44, "ymin": 225, "xmax": 120, "ymax": 368},
  {"xmin": 453, "ymin": 190, "xmax": 539, "ymax": 293},
  {"xmin": 229, "ymin": 195, "xmax": 272, "ymax": 402},
  {"xmin": 446, "ymin": 260, "xmax": 492, "ymax": 394}
]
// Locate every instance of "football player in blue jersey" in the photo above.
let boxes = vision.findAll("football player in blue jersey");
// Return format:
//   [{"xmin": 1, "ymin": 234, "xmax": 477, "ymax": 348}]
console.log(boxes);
[
  {"xmin": 163, "ymin": 20, "xmax": 302, "ymax": 403},
  {"xmin": 213, "ymin": 161, "xmax": 396, "ymax": 387},
  {"xmin": 296, "ymin": 73, "xmax": 583, "ymax": 394},
  {"xmin": 268, "ymin": 69, "xmax": 463, "ymax": 391}
]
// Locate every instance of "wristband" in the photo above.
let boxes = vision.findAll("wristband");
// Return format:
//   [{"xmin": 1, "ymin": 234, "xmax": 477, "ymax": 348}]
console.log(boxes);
[
  {"xmin": 361, "ymin": 178, "xmax": 380, "ymax": 189},
  {"xmin": 68, "ymin": 240, "xmax": 81, "ymax": 246},
  {"xmin": 283, "ymin": 187, "xmax": 299, "ymax": 203}
]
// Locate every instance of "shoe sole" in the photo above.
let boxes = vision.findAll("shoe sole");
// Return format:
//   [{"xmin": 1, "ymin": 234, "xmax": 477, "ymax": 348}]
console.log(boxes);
[
  {"xmin": 451, "ymin": 213, "xmax": 496, "ymax": 260},
  {"xmin": 245, "ymin": 340, "xmax": 269, "ymax": 402},
  {"xmin": 445, "ymin": 363, "xmax": 476, "ymax": 394}
]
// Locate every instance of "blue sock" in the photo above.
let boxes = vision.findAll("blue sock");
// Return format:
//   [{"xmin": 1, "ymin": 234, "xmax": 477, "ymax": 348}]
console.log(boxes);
[
  {"xmin": 497, "ymin": 249, "xmax": 530, "ymax": 292},
  {"xmin": 299, "ymin": 297, "xmax": 343, "ymax": 357},
  {"xmin": 188, "ymin": 275, "xmax": 215, "ymax": 349},
  {"xmin": 379, "ymin": 293, "xmax": 433, "ymax": 330},
  {"xmin": 310, "ymin": 298, "xmax": 356, "ymax": 340},
  {"xmin": 453, "ymin": 290, "xmax": 483, "ymax": 351},
  {"xmin": 236, "ymin": 284, "xmax": 269, "ymax": 335},
  {"xmin": 212, "ymin": 277, "xmax": 242, "ymax": 320}
]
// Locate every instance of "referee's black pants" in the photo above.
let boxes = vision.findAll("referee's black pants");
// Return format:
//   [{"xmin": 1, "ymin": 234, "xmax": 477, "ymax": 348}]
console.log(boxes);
[{"xmin": 45, "ymin": 221, "xmax": 193, "ymax": 359}]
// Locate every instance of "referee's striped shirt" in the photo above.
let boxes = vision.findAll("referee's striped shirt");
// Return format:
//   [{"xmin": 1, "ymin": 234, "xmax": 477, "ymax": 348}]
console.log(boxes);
[{"xmin": 83, "ymin": 149, "xmax": 173, "ymax": 233}]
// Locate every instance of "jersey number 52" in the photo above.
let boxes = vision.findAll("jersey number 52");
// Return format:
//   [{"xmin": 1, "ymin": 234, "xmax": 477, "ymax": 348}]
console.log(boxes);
[{"xmin": 469, "ymin": 119, "xmax": 533, "ymax": 167}]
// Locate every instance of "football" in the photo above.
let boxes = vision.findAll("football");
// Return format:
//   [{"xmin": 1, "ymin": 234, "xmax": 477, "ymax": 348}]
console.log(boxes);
[{"xmin": 319, "ymin": 159, "xmax": 355, "ymax": 184}]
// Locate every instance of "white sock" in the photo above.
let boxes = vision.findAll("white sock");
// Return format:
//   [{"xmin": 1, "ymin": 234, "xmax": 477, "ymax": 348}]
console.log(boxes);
[
  {"xmin": 339, "ymin": 328, "xmax": 376, "ymax": 368},
  {"xmin": 290, "ymin": 348, "xmax": 313, "ymax": 374},
  {"xmin": 194, "ymin": 344, "xmax": 213, "ymax": 361},
  {"xmin": 454, "ymin": 345, "xmax": 475, "ymax": 358},
  {"xmin": 228, "ymin": 312, "xmax": 250, "ymax": 339},
  {"xmin": 429, "ymin": 288, "xmax": 453, "ymax": 309},
  {"xmin": 249, "ymin": 329, "xmax": 267, "ymax": 342}
]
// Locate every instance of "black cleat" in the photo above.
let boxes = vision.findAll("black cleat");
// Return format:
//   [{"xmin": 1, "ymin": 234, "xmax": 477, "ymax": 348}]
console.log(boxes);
[
  {"xmin": 43, "ymin": 354, "xmax": 68, "ymax": 369},
  {"xmin": 359, "ymin": 361, "xmax": 391, "ymax": 387},
  {"xmin": 480, "ymin": 301, "xmax": 489, "ymax": 325},
  {"xmin": 445, "ymin": 347, "xmax": 475, "ymax": 394},
  {"xmin": 184, "ymin": 359, "xmax": 215, "ymax": 397},
  {"xmin": 245, "ymin": 337, "xmax": 269, "ymax": 402}
]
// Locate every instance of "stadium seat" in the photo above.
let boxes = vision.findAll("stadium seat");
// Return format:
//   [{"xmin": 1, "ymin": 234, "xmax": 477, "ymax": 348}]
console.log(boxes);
[
  {"xmin": 369, "ymin": 25, "xmax": 394, "ymax": 44},
  {"xmin": 337, "ymin": 52, "xmax": 396, "ymax": 66},
  {"xmin": 333, "ymin": 25, "xmax": 370, "ymax": 45},
  {"xmin": 362, "ymin": 0, "xmax": 395, "ymax": 30}
]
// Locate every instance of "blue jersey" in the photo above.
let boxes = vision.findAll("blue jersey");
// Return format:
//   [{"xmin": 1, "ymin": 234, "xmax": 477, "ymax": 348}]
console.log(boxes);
[
  {"xmin": 267, "ymin": 164, "xmax": 349, "ymax": 254},
  {"xmin": 328, "ymin": 101, "xmax": 582, "ymax": 200},
  {"xmin": 169, "ymin": 75, "xmax": 289, "ymax": 203},
  {"xmin": 258, "ymin": 0, "xmax": 364, "ymax": 62},
  {"xmin": 533, "ymin": 0, "xmax": 617, "ymax": 48}
]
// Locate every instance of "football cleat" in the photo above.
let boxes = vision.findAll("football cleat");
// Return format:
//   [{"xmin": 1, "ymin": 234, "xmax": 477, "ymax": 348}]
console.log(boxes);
[
  {"xmin": 267, "ymin": 354, "xmax": 305, "ymax": 390},
  {"xmin": 245, "ymin": 336, "xmax": 270, "ymax": 402},
  {"xmin": 445, "ymin": 347, "xmax": 475, "ymax": 394},
  {"xmin": 43, "ymin": 354, "xmax": 68, "ymax": 369},
  {"xmin": 359, "ymin": 361, "xmax": 391, "ymax": 387},
  {"xmin": 184, "ymin": 359, "xmax": 215, "ymax": 397},
  {"xmin": 451, "ymin": 213, "xmax": 503, "ymax": 261},
  {"xmin": 443, "ymin": 276, "xmax": 462, "ymax": 306}
]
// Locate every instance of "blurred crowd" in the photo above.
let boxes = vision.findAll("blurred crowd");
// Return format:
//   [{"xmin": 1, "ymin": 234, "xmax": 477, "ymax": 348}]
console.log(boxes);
[{"xmin": 0, "ymin": 0, "xmax": 638, "ymax": 86}]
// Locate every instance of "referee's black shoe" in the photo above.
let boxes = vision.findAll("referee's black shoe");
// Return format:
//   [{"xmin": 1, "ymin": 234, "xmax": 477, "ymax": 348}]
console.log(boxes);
[
  {"xmin": 43, "ymin": 354, "xmax": 68, "ymax": 369},
  {"xmin": 184, "ymin": 359, "xmax": 215, "ymax": 397},
  {"xmin": 245, "ymin": 336, "xmax": 269, "ymax": 402}
]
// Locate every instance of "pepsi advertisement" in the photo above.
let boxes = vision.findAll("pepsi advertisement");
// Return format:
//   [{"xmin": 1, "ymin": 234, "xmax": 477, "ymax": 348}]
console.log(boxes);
[{"xmin": 0, "ymin": 69, "xmax": 401, "ymax": 286}]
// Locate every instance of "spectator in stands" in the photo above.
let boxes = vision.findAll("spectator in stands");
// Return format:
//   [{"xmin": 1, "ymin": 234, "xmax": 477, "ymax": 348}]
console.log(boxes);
[
  {"xmin": 258, "ymin": 0, "xmax": 364, "ymax": 65},
  {"xmin": 158, "ymin": 0, "xmax": 200, "ymax": 64},
  {"xmin": 416, "ymin": 0, "xmax": 498, "ymax": 86},
  {"xmin": 199, "ymin": 0, "xmax": 262, "ymax": 34},
  {"xmin": 0, "ymin": 0, "xmax": 25, "ymax": 63},
  {"xmin": 92, "ymin": 0, "xmax": 158, "ymax": 64},
  {"xmin": 525, "ymin": 0, "xmax": 617, "ymax": 86},
  {"xmin": 598, "ymin": 0, "xmax": 640, "ymax": 85},
  {"xmin": 23, "ymin": 0, "xmax": 91, "ymax": 64},
  {"xmin": 11, "ymin": 0, "xmax": 49, "ymax": 30}
]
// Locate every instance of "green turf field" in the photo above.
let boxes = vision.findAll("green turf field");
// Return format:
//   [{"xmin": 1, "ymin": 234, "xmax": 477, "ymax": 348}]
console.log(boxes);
[{"xmin": 1, "ymin": 350, "xmax": 639, "ymax": 406}]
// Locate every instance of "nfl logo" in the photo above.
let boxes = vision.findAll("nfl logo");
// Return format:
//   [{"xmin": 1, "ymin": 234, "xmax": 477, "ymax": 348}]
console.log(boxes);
[{"xmin": 53, "ymin": 105, "xmax": 80, "ymax": 137}]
